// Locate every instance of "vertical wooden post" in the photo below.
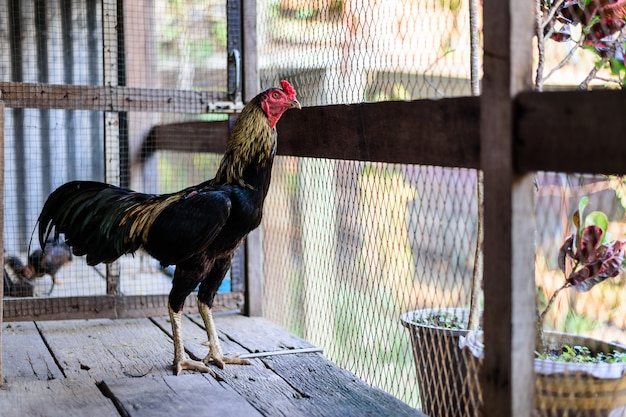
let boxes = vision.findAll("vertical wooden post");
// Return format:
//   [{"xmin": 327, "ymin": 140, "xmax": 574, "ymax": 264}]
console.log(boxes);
[
  {"xmin": 123, "ymin": 0, "xmax": 158, "ymax": 194},
  {"xmin": 242, "ymin": 0, "xmax": 259, "ymax": 98},
  {"xmin": 227, "ymin": 0, "xmax": 243, "ymax": 104},
  {"xmin": 0, "ymin": 98, "xmax": 5, "ymax": 387},
  {"xmin": 241, "ymin": 0, "xmax": 263, "ymax": 317},
  {"xmin": 480, "ymin": 1, "xmax": 536, "ymax": 416},
  {"xmin": 102, "ymin": 0, "xmax": 121, "ymax": 294}
]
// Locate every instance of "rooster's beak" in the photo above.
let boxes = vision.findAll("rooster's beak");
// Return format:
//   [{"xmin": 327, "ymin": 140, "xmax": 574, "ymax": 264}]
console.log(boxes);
[{"xmin": 291, "ymin": 100, "xmax": 302, "ymax": 110}]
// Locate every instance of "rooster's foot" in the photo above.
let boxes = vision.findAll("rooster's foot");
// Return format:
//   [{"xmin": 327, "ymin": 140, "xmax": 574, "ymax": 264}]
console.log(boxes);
[
  {"xmin": 203, "ymin": 352, "xmax": 250, "ymax": 369},
  {"xmin": 174, "ymin": 358, "xmax": 215, "ymax": 376}
]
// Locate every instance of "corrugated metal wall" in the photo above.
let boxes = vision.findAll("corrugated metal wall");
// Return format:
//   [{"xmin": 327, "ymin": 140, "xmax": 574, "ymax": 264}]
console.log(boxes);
[{"xmin": 1, "ymin": 0, "xmax": 104, "ymax": 252}]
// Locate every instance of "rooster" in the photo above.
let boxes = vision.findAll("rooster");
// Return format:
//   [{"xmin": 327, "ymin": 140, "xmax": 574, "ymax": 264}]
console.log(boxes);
[
  {"xmin": 22, "ymin": 237, "xmax": 73, "ymax": 295},
  {"xmin": 37, "ymin": 80, "xmax": 300, "ymax": 375}
]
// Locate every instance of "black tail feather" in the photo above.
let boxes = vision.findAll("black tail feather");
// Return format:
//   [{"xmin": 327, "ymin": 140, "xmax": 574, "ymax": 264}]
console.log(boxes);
[{"xmin": 37, "ymin": 181, "xmax": 149, "ymax": 266}]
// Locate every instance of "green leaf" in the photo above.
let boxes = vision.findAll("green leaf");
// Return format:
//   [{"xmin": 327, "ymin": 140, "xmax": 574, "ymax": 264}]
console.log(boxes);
[
  {"xmin": 576, "ymin": 196, "xmax": 589, "ymax": 242},
  {"xmin": 585, "ymin": 211, "xmax": 609, "ymax": 244}
]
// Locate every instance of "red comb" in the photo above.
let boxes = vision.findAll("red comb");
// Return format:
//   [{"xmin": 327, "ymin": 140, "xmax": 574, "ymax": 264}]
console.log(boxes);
[{"xmin": 280, "ymin": 80, "xmax": 296, "ymax": 98}]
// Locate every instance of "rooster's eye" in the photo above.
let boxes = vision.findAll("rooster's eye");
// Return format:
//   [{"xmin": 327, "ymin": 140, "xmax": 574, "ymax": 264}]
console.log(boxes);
[{"xmin": 272, "ymin": 92, "xmax": 280, "ymax": 99}]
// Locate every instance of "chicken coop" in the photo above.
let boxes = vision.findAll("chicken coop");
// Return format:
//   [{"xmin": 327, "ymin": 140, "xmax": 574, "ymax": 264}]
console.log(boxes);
[{"xmin": 1, "ymin": 1, "xmax": 626, "ymax": 417}]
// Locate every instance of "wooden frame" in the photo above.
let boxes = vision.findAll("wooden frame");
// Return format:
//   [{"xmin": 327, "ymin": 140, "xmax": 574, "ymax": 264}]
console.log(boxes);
[
  {"xmin": 480, "ymin": 2, "xmax": 536, "ymax": 416},
  {"xmin": 2, "ymin": 293, "xmax": 243, "ymax": 322},
  {"xmin": 2, "ymin": 0, "xmax": 626, "ymax": 414},
  {"xmin": 0, "ymin": 81, "xmax": 229, "ymax": 113},
  {"xmin": 138, "ymin": 90, "xmax": 626, "ymax": 173}
]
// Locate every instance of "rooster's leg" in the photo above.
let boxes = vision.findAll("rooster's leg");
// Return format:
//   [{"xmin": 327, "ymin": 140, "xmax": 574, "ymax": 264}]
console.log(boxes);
[
  {"xmin": 198, "ymin": 301, "xmax": 250, "ymax": 368},
  {"xmin": 46, "ymin": 274, "xmax": 65, "ymax": 296},
  {"xmin": 168, "ymin": 305, "xmax": 214, "ymax": 375},
  {"xmin": 46, "ymin": 275, "xmax": 56, "ymax": 296}
]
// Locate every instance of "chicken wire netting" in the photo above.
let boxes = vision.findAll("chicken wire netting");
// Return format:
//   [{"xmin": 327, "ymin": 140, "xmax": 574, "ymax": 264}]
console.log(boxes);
[
  {"xmin": 1, "ymin": 0, "xmax": 230, "ymax": 300},
  {"xmin": 258, "ymin": 0, "xmax": 626, "ymax": 414},
  {"xmin": 259, "ymin": 0, "xmax": 475, "ymax": 102},
  {"xmin": 262, "ymin": 159, "xmax": 479, "ymax": 407},
  {"xmin": 0, "ymin": 0, "xmax": 625, "ymax": 415}
]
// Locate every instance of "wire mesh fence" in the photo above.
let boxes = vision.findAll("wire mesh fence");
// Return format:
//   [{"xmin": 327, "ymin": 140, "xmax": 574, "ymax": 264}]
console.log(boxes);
[
  {"xmin": 1, "ymin": 0, "xmax": 625, "ymax": 416},
  {"xmin": 259, "ymin": 0, "xmax": 475, "ymax": 103},
  {"xmin": 262, "ymin": 159, "xmax": 479, "ymax": 407},
  {"xmin": 259, "ymin": 0, "xmax": 626, "ymax": 415}
]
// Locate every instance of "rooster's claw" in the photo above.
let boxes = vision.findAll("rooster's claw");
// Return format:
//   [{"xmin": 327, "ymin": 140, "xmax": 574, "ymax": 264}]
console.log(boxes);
[{"xmin": 174, "ymin": 359, "xmax": 215, "ymax": 376}]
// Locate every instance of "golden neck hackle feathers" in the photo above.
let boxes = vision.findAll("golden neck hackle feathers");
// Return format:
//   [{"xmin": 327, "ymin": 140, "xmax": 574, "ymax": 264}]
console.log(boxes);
[
  {"xmin": 119, "ymin": 100, "xmax": 274, "ymax": 243},
  {"xmin": 216, "ymin": 102, "xmax": 275, "ymax": 188}
]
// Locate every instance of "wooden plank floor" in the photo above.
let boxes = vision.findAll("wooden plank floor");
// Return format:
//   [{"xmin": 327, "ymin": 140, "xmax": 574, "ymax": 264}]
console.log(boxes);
[{"xmin": 0, "ymin": 314, "xmax": 424, "ymax": 417}]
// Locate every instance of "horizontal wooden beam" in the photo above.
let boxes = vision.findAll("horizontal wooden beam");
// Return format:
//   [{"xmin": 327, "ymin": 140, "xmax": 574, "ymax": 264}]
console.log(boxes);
[
  {"xmin": 7, "ymin": 83, "xmax": 621, "ymax": 174},
  {"xmin": 2, "ymin": 292, "xmax": 243, "ymax": 321},
  {"xmin": 144, "ymin": 121, "xmax": 230, "ymax": 158},
  {"xmin": 0, "ymin": 81, "xmax": 236, "ymax": 114},
  {"xmin": 515, "ymin": 89, "xmax": 626, "ymax": 175},
  {"xmin": 142, "ymin": 91, "xmax": 626, "ymax": 176},
  {"xmin": 277, "ymin": 97, "xmax": 481, "ymax": 169},
  {"xmin": 144, "ymin": 97, "xmax": 481, "ymax": 169}
]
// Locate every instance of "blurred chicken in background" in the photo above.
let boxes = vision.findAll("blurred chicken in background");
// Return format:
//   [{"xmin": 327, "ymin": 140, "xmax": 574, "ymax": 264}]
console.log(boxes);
[
  {"xmin": 21, "ymin": 237, "xmax": 73, "ymax": 295},
  {"xmin": 3, "ymin": 254, "xmax": 34, "ymax": 297}
]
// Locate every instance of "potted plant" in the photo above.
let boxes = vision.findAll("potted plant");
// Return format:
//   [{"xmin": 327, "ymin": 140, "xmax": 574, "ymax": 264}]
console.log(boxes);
[
  {"xmin": 400, "ymin": 307, "xmax": 475, "ymax": 417},
  {"xmin": 461, "ymin": 197, "xmax": 626, "ymax": 417}
]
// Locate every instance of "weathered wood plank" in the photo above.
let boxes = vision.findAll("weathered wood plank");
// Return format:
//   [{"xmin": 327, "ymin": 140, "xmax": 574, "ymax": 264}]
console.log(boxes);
[
  {"xmin": 152, "ymin": 314, "xmax": 318, "ymax": 417},
  {"xmin": 35, "ymin": 318, "xmax": 175, "ymax": 379},
  {"xmin": 154, "ymin": 315, "xmax": 351, "ymax": 416},
  {"xmin": 0, "ymin": 81, "xmax": 231, "ymax": 113},
  {"xmin": 212, "ymin": 315, "xmax": 422, "ymax": 416},
  {"xmin": 3, "ymin": 82, "xmax": 626, "ymax": 176},
  {"xmin": 155, "ymin": 314, "xmax": 316, "ymax": 358},
  {"xmin": 0, "ymin": 378, "xmax": 119, "ymax": 417},
  {"xmin": 177, "ymin": 315, "xmax": 422, "ymax": 417},
  {"xmin": 100, "ymin": 374, "xmax": 264, "ymax": 417},
  {"xmin": 261, "ymin": 354, "xmax": 422, "ymax": 417},
  {"xmin": 7, "ymin": 80, "xmax": 626, "ymax": 176},
  {"xmin": 3, "ymin": 293, "xmax": 243, "ymax": 322},
  {"xmin": 2, "ymin": 314, "xmax": 421, "ymax": 416},
  {"xmin": 1, "ymin": 322, "xmax": 64, "ymax": 384},
  {"xmin": 3, "ymin": 295, "xmax": 116, "ymax": 321},
  {"xmin": 515, "ymin": 90, "xmax": 626, "ymax": 175}
]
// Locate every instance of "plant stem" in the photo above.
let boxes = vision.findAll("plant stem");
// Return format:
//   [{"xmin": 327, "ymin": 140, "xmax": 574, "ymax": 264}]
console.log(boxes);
[
  {"xmin": 469, "ymin": 0, "xmax": 481, "ymax": 96},
  {"xmin": 467, "ymin": 0, "xmax": 482, "ymax": 331},
  {"xmin": 535, "ymin": 0, "xmax": 546, "ymax": 91},
  {"xmin": 539, "ymin": 281, "xmax": 570, "ymax": 323},
  {"xmin": 468, "ymin": 170, "xmax": 484, "ymax": 331},
  {"xmin": 542, "ymin": 38, "xmax": 584, "ymax": 83},
  {"xmin": 536, "ymin": 281, "xmax": 571, "ymax": 352}
]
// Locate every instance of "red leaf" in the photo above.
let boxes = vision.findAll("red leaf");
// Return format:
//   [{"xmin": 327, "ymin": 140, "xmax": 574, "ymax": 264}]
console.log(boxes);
[
  {"xmin": 578, "ymin": 225, "xmax": 603, "ymax": 263},
  {"xmin": 558, "ymin": 235, "xmax": 574, "ymax": 274}
]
